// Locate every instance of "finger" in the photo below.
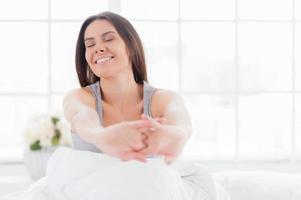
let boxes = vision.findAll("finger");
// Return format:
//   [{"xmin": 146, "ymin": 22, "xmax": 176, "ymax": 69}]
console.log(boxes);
[
  {"xmin": 130, "ymin": 119, "xmax": 152, "ymax": 129},
  {"xmin": 155, "ymin": 117, "xmax": 167, "ymax": 124},
  {"xmin": 122, "ymin": 152, "xmax": 147, "ymax": 163},
  {"xmin": 137, "ymin": 126, "xmax": 153, "ymax": 133},
  {"xmin": 134, "ymin": 130, "xmax": 149, "ymax": 143},
  {"xmin": 140, "ymin": 148, "xmax": 153, "ymax": 156},
  {"xmin": 139, "ymin": 119, "xmax": 157, "ymax": 132},
  {"xmin": 142, "ymin": 115, "xmax": 166, "ymax": 125},
  {"xmin": 141, "ymin": 113, "xmax": 149, "ymax": 120},
  {"xmin": 131, "ymin": 141, "xmax": 146, "ymax": 151},
  {"xmin": 121, "ymin": 157, "xmax": 129, "ymax": 161},
  {"xmin": 140, "ymin": 146, "xmax": 158, "ymax": 156},
  {"xmin": 164, "ymin": 155, "xmax": 176, "ymax": 165},
  {"xmin": 141, "ymin": 114, "xmax": 161, "ymax": 130},
  {"xmin": 138, "ymin": 128, "xmax": 156, "ymax": 135},
  {"xmin": 142, "ymin": 137, "xmax": 148, "ymax": 147},
  {"xmin": 141, "ymin": 114, "xmax": 166, "ymax": 124}
]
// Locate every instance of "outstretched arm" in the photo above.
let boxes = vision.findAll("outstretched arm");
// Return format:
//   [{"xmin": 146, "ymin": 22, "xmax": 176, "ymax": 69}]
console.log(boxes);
[
  {"xmin": 63, "ymin": 89, "xmax": 104, "ymax": 144},
  {"xmin": 63, "ymin": 88, "xmax": 163, "ymax": 162},
  {"xmin": 141, "ymin": 90, "xmax": 192, "ymax": 164}
]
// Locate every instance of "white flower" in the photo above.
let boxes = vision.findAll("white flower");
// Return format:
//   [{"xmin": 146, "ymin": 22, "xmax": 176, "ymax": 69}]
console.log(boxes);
[
  {"xmin": 24, "ymin": 112, "xmax": 72, "ymax": 150},
  {"xmin": 29, "ymin": 116, "xmax": 54, "ymax": 146},
  {"xmin": 56, "ymin": 119, "xmax": 72, "ymax": 146},
  {"xmin": 24, "ymin": 127, "xmax": 38, "ymax": 145}
]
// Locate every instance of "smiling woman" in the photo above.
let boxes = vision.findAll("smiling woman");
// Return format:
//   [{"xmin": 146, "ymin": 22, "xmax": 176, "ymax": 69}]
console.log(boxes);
[
  {"xmin": 2, "ymin": 0, "xmax": 301, "ymax": 199},
  {"xmin": 50, "ymin": 11, "xmax": 217, "ymax": 199},
  {"xmin": 0, "ymin": 10, "xmax": 218, "ymax": 200},
  {"xmin": 83, "ymin": 20, "xmax": 130, "ymax": 80},
  {"xmin": 75, "ymin": 12, "xmax": 147, "ymax": 86},
  {"xmin": 64, "ymin": 11, "xmax": 194, "ymax": 164}
]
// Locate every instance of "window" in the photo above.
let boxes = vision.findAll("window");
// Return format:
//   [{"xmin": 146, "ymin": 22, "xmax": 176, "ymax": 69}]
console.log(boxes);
[{"xmin": 0, "ymin": 0, "xmax": 300, "ymax": 162}]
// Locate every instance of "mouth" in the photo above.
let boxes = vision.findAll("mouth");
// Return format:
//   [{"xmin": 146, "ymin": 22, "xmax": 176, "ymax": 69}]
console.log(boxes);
[{"xmin": 94, "ymin": 56, "xmax": 114, "ymax": 65}]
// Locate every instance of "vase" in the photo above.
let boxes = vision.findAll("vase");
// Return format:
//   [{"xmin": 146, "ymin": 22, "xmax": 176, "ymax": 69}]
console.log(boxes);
[{"xmin": 23, "ymin": 147, "xmax": 57, "ymax": 181}]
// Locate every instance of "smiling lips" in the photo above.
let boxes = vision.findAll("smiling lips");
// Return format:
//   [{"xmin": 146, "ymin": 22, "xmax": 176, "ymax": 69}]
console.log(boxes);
[{"xmin": 95, "ymin": 56, "xmax": 114, "ymax": 65}]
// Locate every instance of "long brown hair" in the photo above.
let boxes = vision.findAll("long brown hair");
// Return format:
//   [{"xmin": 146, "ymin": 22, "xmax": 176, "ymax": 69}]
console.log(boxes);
[{"xmin": 75, "ymin": 11, "xmax": 148, "ymax": 87}]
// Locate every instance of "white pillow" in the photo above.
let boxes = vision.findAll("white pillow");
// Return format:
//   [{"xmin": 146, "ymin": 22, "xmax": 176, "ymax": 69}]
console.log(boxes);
[
  {"xmin": 293, "ymin": 190, "xmax": 301, "ymax": 200},
  {"xmin": 213, "ymin": 170, "xmax": 301, "ymax": 200}
]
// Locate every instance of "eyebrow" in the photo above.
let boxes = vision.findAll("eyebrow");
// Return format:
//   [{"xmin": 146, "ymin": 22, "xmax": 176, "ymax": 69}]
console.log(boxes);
[{"xmin": 84, "ymin": 31, "xmax": 116, "ymax": 41}]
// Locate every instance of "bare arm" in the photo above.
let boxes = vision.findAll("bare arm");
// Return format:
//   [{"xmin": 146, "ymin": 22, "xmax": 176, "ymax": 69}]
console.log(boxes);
[
  {"xmin": 154, "ymin": 90, "xmax": 192, "ymax": 140},
  {"xmin": 62, "ymin": 89, "xmax": 104, "ymax": 145},
  {"xmin": 141, "ymin": 90, "xmax": 192, "ymax": 163},
  {"xmin": 62, "ymin": 88, "xmax": 153, "ymax": 162}
]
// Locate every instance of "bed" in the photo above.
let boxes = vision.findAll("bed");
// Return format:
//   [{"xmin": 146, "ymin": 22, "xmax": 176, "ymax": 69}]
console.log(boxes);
[{"xmin": 1, "ymin": 149, "xmax": 301, "ymax": 200}]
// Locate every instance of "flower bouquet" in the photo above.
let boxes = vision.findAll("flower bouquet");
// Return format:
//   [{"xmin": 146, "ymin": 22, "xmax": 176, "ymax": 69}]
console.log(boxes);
[{"xmin": 23, "ymin": 112, "xmax": 72, "ymax": 180}]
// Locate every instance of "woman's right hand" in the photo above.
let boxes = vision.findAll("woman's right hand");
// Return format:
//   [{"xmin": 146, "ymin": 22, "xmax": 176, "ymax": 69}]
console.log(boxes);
[{"xmin": 92, "ymin": 120, "xmax": 153, "ymax": 162}]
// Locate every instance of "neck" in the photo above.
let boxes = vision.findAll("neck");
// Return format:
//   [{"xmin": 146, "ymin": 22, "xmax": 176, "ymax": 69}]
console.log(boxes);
[{"xmin": 99, "ymin": 72, "xmax": 143, "ymax": 111}]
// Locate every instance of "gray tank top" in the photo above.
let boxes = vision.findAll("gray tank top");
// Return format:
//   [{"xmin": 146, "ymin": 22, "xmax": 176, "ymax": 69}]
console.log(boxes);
[{"xmin": 71, "ymin": 81, "xmax": 157, "ymax": 153}]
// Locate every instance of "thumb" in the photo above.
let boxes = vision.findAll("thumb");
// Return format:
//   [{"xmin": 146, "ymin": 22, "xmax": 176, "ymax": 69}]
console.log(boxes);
[
  {"xmin": 164, "ymin": 155, "xmax": 176, "ymax": 165},
  {"xmin": 140, "ymin": 146, "xmax": 157, "ymax": 156},
  {"xmin": 141, "ymin": 114, "xmax": 162, "ymax": 130},
  {"xmin": 155, "ymin": 117, "xmax": 167, "ymax": 125},
  {"xmin": 121, "ymin": 152, "xmax": 147, "ymax": 163},
  {"xmin": 130, "ymin": 119, "xmax": 152, "ymax": 129}
]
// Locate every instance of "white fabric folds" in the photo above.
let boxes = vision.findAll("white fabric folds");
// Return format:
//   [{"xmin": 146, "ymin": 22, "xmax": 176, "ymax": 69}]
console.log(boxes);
[{"xmin": 2, "ymin": 147, "xmax": 230, "ymax": 200}]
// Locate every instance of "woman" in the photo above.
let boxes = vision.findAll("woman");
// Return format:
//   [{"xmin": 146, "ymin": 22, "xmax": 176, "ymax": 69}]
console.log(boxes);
[
  {"xmin": 1, "ymin": 11, "xmax": 220, "ymax": 200},
  {"xmin": 0, "ymin": 11, "xmax": 221, "ymax": 200},
  {"xmin": 63, "ymin": 11, "xmax": 192, "ymax": 164}
]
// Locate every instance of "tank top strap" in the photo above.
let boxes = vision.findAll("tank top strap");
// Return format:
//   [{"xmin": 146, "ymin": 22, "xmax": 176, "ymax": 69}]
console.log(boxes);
[
  {"xmin": 143, "ymin": 81, "xmax": 157, "ymax": 117},
  {"xmin": 87, "ymin": 81, "xmax": 103, "ymax": 125}
]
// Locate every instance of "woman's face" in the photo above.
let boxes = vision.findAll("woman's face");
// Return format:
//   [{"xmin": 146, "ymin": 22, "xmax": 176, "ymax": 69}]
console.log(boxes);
[{"xmin": 84, "ymin": 19, "xmax": 130, "ymax": 78}]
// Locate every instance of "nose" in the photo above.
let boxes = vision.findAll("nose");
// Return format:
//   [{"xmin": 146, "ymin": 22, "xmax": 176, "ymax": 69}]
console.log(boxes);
[
  {"xmin": 95, "ymin": 48, "xmax": 104, "ymax": 54},
  {"xmin": 95, "ymin": 43, "xmax": 106, "ymax": 54}
]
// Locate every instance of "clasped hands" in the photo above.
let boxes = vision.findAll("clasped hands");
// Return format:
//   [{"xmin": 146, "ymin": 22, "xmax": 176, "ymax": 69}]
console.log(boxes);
[{"xmin": 94, "ymin": 114, "xmax": 185, "ymax": 165}]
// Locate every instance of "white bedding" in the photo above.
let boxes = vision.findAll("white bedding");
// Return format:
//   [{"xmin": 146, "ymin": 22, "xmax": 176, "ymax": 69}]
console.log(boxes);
[
  {"xmin": 213, "ymin": 170, "xmax": 301, "ymax": 200},
  {"xmin": 1, "ymin": 147, "xmax": 230, "ymax": 200}
]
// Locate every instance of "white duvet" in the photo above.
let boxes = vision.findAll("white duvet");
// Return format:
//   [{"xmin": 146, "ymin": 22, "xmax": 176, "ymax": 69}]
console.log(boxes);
[{"xmin": 2, "ymin": 147, "xmax": 230, "ymax": 200}]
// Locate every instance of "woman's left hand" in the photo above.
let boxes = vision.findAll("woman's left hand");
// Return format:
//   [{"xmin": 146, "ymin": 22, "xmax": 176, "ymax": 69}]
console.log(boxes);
[{"xmin": 140, "ymin": 114, "xmax": 186, "ymax": 164}]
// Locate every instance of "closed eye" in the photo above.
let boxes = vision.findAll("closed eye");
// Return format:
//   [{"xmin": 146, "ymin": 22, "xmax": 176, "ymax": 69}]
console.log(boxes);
[{"xmin": 86, "ymin": 44, "xmax": 95, "ymax": 48}]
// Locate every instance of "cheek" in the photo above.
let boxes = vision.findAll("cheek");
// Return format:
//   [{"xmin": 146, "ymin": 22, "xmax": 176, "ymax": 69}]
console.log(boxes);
[
  {"xmin": 116, "ymin": 46, "xmax": 130, "ymax": 63},
  {"xmin": 85, "ymin": 50, "xmax": 92, "ymax": 65}
]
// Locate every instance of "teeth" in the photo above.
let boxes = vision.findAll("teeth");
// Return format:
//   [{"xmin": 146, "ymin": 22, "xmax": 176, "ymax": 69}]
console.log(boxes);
[{"xmin": 96, "ymin": 57, "xmax": 112, "ymax": 64}]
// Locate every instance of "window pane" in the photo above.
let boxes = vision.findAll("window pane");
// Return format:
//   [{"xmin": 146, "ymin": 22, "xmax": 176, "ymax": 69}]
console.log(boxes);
[
  {"xmin": 295, "ymin": 94, "xmax": 301, "ymax": 156},
  {"xmin": 0, "ymin": 0, "xmax": 48, "ymax": 19},
  {"xmin": 121, "ymin": 0, "xmax": 178, "ymax": 20},
  {"xmin": 0, "ymin": 23, "xmax": 48, "ymax": 93},
  {"xmin": 296, "ymin": 23, "xmax": 301, "ymax": 90},
  {"xmin": 238, "ymin": 23, "xmax": 292, "ymax": 91},
  {"xmin": 51, "ymin": 0, "xmax": 108, "ymax": 20},
  {"xmin": 239, "ymin": 94, "xmax": 291, "ymax": 158},
  {"xmin": 296, "ymin": 0, "xmax": 301, "ymax": 20},
  {"xmin": 51, "ymin": 95, "xmax": 64, "ymax": 113},
  {"xmin": 0, "ymin": 97, "xmax": 48, "ymax": 149},
  {"xmin": 238, "ymin": 0, "xmax": 292, "ymax": 20},
  {"xmin": 182, "ymin": 22, "xmax": 235, "ymax": 92},
  {"xmin": 181, "ymin": 0, "xmax": 235, "ymax": 20},
  {"xmin": 132, "ymin": 22, "xmax": 179, "ymax": 91},
  {"xmin": 182, "ymin": 94, "xmax": 236, "ymax": 159},
  {"xmin": 51, "ymin": 22, "xmax": 81, "ymax": 93}
]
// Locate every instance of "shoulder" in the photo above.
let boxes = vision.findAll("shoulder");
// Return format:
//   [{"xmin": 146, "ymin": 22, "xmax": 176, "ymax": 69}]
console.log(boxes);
[
  {"xmin": 63, "ymin": 86, "xmax": 92, "ymax": 100},
  {"xmin": 152, "ymin": 89, "xmax": 183, "ymax": 103},
  {"xmin": 63, "ymin": 86, "xmax": 94, "ymax": 108},
  {"xmin": 151, "ymin": 89, "xmax": 185, "ymax": 118}
]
